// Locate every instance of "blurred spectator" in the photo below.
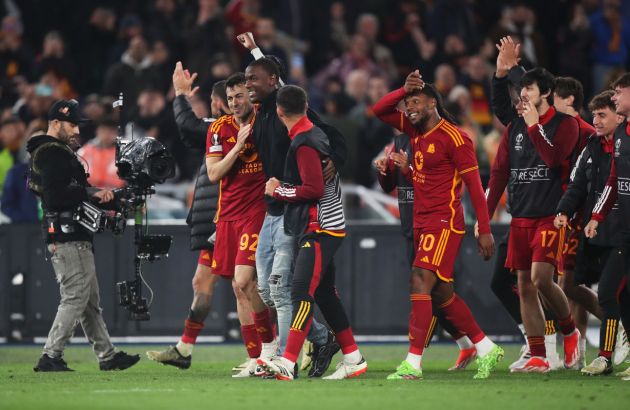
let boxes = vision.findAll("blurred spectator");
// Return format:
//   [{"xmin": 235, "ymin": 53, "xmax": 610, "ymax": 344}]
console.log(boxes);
[
  {"xmin": 491, "ymin": 3, "xmax": 546, "ymax": 68},
  {"xmin": 182, "ymin": 0, "xmax": 232, "ymax": 85},
  {"xmin": 556, "ymin": 3, "xmax": 592, "ymax": 100},
  {"xmin": 345, "ymin": 69, "xmax": 369, "ymax": 105},
  {"xmin": 462, "ymin": 55, "xmax": 492, "ymax": 131},
  {"xmin": 34, "ymin": 31, "xmax": 77, "ymax": 94},
  {"xmin": 0, "ymin": 15, "xmax": 34, "ymax": 107},
  {"xmin": 103, "ymin": 35, "xmax": 162, "ymax": 122},
  {"xmin": 79, "ymin": 7, "xmax": 117, "ymax": 93},
  {"xmin": 109, "ymin": 14, "xmax": 144, "ymax": 65},
  {"xmin": 151, "ymin": 39, "xmax": 176, "ymax": 93},
  {"xmin": 434, "ymin": 63, "xmax": 457, "ymax": 98},
  {"xmin": 77, "ymin": 118, "xmax": 125, "ymax": 189},
  {"xmin": 250, "ymin": 17, "xmax": 287, "ymax": 68},
  {"xmin": 146, "ymin": 0, "xmax": 183, "ymax": 53},
  {"xmin": 350, "ymin": 75, "xmax": 394, "ymax": 187},
  {"xmin": 322, "ymin": 92, "xmax": 359, "ymax": 181},
  {"xmin": 314, "ymin": 34, "xmax": 383, "ymax": 90},
  {"xmin": 0, "ymin": 117, "xmax": 25, "ymax": 194},
  {"xmin": 589, "ymin": 0, "xmax": 630, "ymax": 93},
  {"xmin": 225, "ymin": 0, "xmax": 261, "ymax": 55},
  {"xmin": 425, "ymin": 0, "xmax": 479, "ymax": 53}
]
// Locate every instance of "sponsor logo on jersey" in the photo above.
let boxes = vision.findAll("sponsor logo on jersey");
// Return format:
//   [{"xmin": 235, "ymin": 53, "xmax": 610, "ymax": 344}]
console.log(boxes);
[
  {"xmin": 414, "ymin": 150, "xmax": 424, "ymax": 171},
  {"xmin": 509, "ymin": 165, "xmax": 551, "ymax": 183}
]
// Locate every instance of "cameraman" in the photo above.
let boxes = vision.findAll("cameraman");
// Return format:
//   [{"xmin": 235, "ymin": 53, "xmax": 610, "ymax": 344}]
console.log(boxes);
[{"xmin": 28, "ymin": 100, "xmax": 140, "ymax": 372}]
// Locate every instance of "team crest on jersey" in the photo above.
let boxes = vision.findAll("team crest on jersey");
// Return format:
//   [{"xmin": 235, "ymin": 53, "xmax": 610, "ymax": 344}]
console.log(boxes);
[
  {"xmin": 427, "ymin": 143, "xmax": 435, "ymax": 154},
  {"xmin": 515, "ymin": 133, "xmax": 524, "ymax": 151},
  {"xmin": 615, "ymin": 138, "xmax": 622, "ymax": 157},
  {"xmin": 414, "ymin": 150, "xmax": 424, "ymax": 171},
  {"xmin": 238, "ymin": 143, "xmax": 259, "ymax": 163}
]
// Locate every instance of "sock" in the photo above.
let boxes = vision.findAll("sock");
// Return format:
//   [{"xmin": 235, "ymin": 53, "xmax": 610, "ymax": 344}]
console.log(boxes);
[
  {"xmin": 518, "ymin": 323, "xmax": 527, "ymax": 339},
  {"xmin": 545, "ymin": 320, "xmax": 556, "ymax": 336},
  {"xmin": 474, "ymin": 337, "xmax": 495, "ymax": 358},
  {"xmin": 439, "ymin": 294, "xmax": 485, "ymax": 343},
  {"xmin": 283, "ymin": 318, "xmax": 312, "ymax": 363},
  {"xmin": 180, "ymin": 319, "xmax": 204, "ymax": 350},
  {"xmin": 409, "ymin": 294, "xmax": 433, "ymax": 355},
  {"xmin": 423, "ymin": 316, "xmax": 438, "ymax": 348},
  {"xmin": 455, "ymin": 335, "xmax": 474, "ymax": 350},
  {"xmin": 405, "ymin": 352, "xmax": 422, "ymax": 370},
  {"xmin": 241, "ymin": 324, "xmax": 261, "ymax": 358},
  {"xmin": 176, "ymin": 341, "xmax": 193, "ymax": 357},
  {"xmin": 544, "ymin": 333, "xmax": 557, "ymax": 357},
  {"xmin": 253, "ymin": 309, "xmax": 275, "ymax": 343},
  {"xmin": 579, "ymin": 337, "xmax": 587, "ymax": 356},
  {"xmin": 335, "ymin": 327, "xmax": 359, "ymax": 355},
  {"xmin": 600, "ymin": 318, "xmax": 618, "ymax": 359},
  {"xmin": 344, "ymin": 350, "xmax": 362, "ymax": 365},
  {"xmin": 528, "ymin": 336, "xmax": 546, "ymax": 358},
  {"xmin": 558, "ymin": 315, "xmax": 576, "ymax": 335}
]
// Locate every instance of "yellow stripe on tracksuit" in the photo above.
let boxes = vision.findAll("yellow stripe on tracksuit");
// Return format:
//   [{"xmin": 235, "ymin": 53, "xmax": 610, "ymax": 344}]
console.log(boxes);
[{"xmin": 291, "ymin": 301, "xmax": 311, "ymax": 331}]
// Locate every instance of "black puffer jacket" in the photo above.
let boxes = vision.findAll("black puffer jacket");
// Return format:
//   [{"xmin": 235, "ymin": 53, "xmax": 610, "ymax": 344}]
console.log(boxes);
[{"xmin": 173, "ymin": 95, "xmax": 219, "ymax": 251}]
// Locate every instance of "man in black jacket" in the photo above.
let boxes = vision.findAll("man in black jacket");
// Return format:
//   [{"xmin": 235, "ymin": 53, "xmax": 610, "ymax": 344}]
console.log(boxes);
[
  {"xmin": 239, "ymin": 32, "xmax": 347, "ymax": 377},
  {"xmin": 147, "ymin": 63, "xmax": 236, "ymax": 371},
  {"xmin": 29, "ymin": 100, "xmax": 139, "ymax": 372}
]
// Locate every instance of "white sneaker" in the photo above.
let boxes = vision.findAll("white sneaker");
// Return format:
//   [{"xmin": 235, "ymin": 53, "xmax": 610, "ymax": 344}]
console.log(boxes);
[
  {"xmin": 322, "ymin": 358, "xmax": 367, "ymax": 380},
  {"xmin": 581, "ymin": 356, "xmax": 612, "ymax": 376},
  {"xmin": 509, "ymin": 344, "xmax": 530, "ymax": 371},
  {"xmin": 232, "ymin": 358, "xmax": 250, "ymax": 372},
  {"xmin": 614, "ymin": 324, "xmax": 629, "ymax": 366},
  {"xmin": 232, "ymin": 358, "xmax": 257, "ymax": 378},
  {"xmin": 256, "ymin": 356, "xmax": 295, "ymax": 380}
]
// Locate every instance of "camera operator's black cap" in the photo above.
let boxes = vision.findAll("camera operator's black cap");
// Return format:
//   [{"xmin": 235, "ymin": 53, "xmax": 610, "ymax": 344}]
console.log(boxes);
[{"xmin": 47, "ymin": 99, "xmax": 89, "ymax": 124}]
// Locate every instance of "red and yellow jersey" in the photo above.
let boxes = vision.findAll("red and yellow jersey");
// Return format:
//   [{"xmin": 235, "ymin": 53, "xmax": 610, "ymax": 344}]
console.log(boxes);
[
  {"xmin": 206, "ymin": 114, "xmax": 266, "ymax": 222},
  {"xmin": 409, "ymin": 119, "xmax": 479, "ymax": 233}
]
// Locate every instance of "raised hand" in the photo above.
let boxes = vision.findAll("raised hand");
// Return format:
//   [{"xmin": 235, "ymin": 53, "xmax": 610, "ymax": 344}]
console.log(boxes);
[
  {"xmin": 403, "ymin": 70, "xmax": 424, "ymax": 94},
  {"xmin": 237, "ymin": 32, "xmax": 257, "ymax": 50},
  {"xmin": 172, "ymin": 61, "xmax": 198, "ymax": 97}
]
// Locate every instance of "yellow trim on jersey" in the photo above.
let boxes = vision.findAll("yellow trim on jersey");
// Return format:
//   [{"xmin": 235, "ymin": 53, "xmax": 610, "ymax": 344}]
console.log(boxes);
[
  {"xmin": 459, "ymin": 165, "xmax": 479, "ymax": 175},
  {"xmin": 210, "ymin": 115, "xmax": 229, "ymax": 133},
  {"xmin": 423, "ymin": 119, "xmax": 445, "ymax": 138},
  {"xmin": 206, "ymin": 153, "xmax": 223, "ymax": 158},
  {"xmin": 441, "ymin": 121, "xmax": 465, "ymax": 147},
  {"xmin": 449, "ymin": 171, "xmax": 465, "ymax": 234},
  {"xmin": 315, "ymin": 229, "xmax": 346, "ymax": 237}
]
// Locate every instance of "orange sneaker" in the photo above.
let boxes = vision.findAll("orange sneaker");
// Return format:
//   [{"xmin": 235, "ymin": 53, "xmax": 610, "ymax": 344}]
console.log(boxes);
[
  {"xmin": 511, "ymin": 356, "xmax": 550, "ymax": 373},
  {"xmin": 448, "ymin": 347, "xmax": 477, "ymax": 371},
  {"xmin": 563, "ymin": 329, "xmax": 581, "ymax": 369}
]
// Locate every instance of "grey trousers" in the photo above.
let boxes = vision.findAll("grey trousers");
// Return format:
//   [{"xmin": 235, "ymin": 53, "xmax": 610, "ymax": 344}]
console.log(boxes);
[{"xmin": 43, "ymin": 241, "xmax": 115, "ymax": 362}]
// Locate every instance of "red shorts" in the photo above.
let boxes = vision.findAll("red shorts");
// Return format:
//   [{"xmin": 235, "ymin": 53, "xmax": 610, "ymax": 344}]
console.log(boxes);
[
  {"xmin": 557, "ymin": 225, "xmax": 581, "ymax": 275},
  {"xmin": 212, "ymin": 212, "xmax": 265, "ymax": 277},
  {"xmin": 413, "ymin": 227, "xmax": 463, "ymax": 282},
  {"xmin": 506, "ymin": 217, "xmax": 564, "ymax": 271},
  {"xmin": 197, "ymin": 249, "xmax": 214, "ymax": 268}
]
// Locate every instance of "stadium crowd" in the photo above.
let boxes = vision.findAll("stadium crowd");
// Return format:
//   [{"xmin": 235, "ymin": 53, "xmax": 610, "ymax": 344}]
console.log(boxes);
[{"xmin": 3, "ymin": 0, "xmax": 630, "ymax": 223}]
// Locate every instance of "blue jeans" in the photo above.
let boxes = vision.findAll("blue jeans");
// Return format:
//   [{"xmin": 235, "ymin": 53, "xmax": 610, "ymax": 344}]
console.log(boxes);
[{"xmin": 256, "ymin": 214, "xmax": 328, "ymax": 353}]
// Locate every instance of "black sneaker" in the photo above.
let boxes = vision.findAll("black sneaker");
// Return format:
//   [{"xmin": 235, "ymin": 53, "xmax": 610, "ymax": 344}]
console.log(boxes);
[
  {"xmin": 308, "ymin": 331, "xmax": 341, "ymax": 377},
  {"xmin": 100, "ymin": 351, "xmax": 141, "ymax": 371},
  {"xmin": 33, "ymin": 354, "xmax": 73, "ymax": 372}
]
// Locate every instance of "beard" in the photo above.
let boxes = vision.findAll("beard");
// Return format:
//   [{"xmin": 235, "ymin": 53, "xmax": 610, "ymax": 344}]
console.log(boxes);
[{"xmin": 58, "ymin": 127, "xmax": 79, "ymax": 150}]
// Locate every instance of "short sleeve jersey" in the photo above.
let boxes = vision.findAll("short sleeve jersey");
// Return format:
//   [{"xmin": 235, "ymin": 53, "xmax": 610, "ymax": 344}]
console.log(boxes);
[{"xmin": 206, "ymin": 114, "xmax": 266, "ymax": 222}]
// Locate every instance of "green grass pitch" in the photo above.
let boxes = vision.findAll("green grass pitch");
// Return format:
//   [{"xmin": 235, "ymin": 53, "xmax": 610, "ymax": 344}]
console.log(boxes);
[{"xmin": 1, "ymin": 344, "xmax": 629, "ymax": 410}]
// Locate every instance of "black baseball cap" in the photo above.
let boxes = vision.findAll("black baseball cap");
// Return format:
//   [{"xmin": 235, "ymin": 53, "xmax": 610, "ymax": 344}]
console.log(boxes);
[{"xmin": 47, "ymin": 99, "xmax": 89, "ymax": 124}]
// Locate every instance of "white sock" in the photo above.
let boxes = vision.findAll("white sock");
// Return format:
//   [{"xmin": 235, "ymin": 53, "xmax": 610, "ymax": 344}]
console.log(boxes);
[
  {"xmin": 455, "ymin": 336, "xmax": 474, "ymax": 350},
  {"xmin": 518, "ymin": 324, "xmax": 527, "ymax": 339},
  {"xmin": 343, "ymin": 349, "xmax": 362, "ymax": 365},
  {"xmin": 474, "ymin": 336, "xmax": 495, "ymax": 358},
  {"xmin": 176, "ymin": 341, "xmax": 193, "ymax": 357},
  {"xmin": 544, "ymin": 333, "xmax": 557, "ymax": 356},
  {"xmin": 579, "ymin": 337, "xmax": 587, "ymax": 355},
  {"xmin": 405, "ymin": 352, "xmax": 422, "ymax": 370},
  {"xmin": 283, "ymin": 357, "xmax": 296, "ymax": 369}
]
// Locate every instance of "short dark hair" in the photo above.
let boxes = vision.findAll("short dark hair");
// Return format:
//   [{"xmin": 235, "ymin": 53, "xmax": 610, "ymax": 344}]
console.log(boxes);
[
  {"xmin": 554, "ymin": 77, "xmax": 584, "ymax": 110},
  {"xmin": 276, "ymin": 85, "xmax": 307, "ymax": 116},
  {"xmin": 247, "ymin": 57, "xmax": 281, "ymax": 80},
  {"xmin": 225, "ymin": 72, "xmax": 246, "ymax": 90},
  {"xmin": 611, "ymin": 73, "xmax": 630, "ymax": 90},
  {"xmin": 211, "ymin": 80, "xmax": 227, "ymax": 105},
  {"xmin": 588, "ymin": 90, "xmax": 616, "ymax": 112},
  {"xmin": 520, "ymin": 67, "xmax": 555, "ymax": 103}
]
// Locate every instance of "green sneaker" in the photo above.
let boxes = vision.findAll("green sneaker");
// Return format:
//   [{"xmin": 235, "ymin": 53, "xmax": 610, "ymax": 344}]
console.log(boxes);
[
  {"xmin": 386, "ymin": 360, "xmax": 423, "ymax": 380},
  {"xmin": 473, "ymin": 345, "xmax": 504, "ymax": 379}
]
